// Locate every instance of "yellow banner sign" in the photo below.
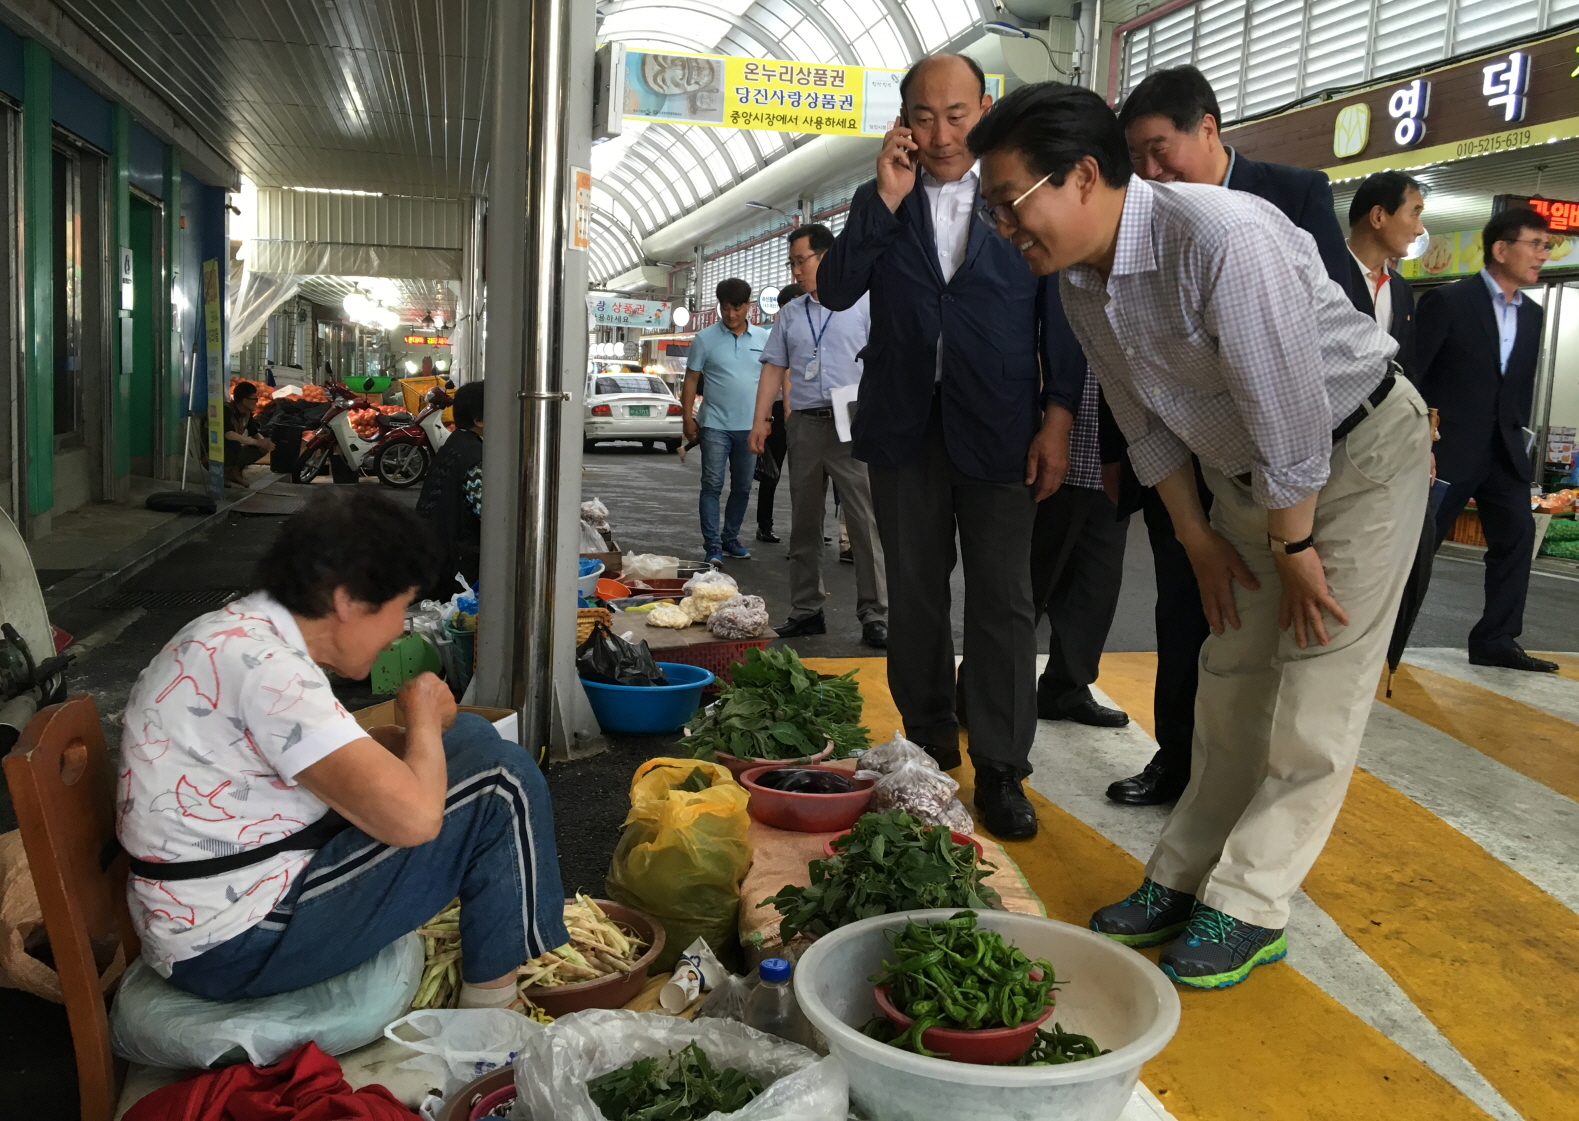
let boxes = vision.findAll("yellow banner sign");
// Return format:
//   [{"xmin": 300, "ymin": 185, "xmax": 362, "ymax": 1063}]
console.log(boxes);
[{"xmin": 622, "ymin": 48, "xmax": 1002, "ymax": 137}]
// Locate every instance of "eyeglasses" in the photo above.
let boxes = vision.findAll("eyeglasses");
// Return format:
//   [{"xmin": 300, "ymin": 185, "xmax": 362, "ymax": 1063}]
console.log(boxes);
[
  {"xmin": 974, "ymin": 173, "xmax": 1054, "ymax": 230},
  {"xmin": 1503, "ymin": 235, "xmax": 1556, "ymax": 253},
  {"xmin": 786, "ymin": 251, "xmax": 824, "ymax": 269}
]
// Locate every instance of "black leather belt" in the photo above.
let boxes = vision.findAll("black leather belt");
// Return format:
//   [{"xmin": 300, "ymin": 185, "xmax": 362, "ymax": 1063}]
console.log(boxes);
[
  {"xmin": 798, "ymin": 406, "xmax": 835, "ymax": 418},
  {"xmin": 1332, "ymin": 371, "xmax": 1396, "ymax": 445}
]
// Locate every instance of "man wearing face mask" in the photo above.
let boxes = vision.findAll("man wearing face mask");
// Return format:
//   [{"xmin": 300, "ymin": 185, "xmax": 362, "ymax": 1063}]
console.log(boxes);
[
  {"xmin": 817, "ymin": 53, "xmax": 1078, "ymax": 840},
  {"xmin": 971, "ymin": 82, "xmax": 1426, "ymax": 989}
]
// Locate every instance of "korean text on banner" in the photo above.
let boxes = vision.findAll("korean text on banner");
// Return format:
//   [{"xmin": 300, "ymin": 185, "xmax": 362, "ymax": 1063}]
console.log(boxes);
[
  {"xmin": 588, "ymin": 295, "xmax": 673, "ymax": 329},
  {"xmin": 622, "ymin": 48, "xmax": 1001, "ymax": 137}
]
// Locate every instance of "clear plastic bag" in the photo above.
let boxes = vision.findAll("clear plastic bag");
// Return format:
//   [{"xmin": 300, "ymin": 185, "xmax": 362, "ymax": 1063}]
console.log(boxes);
[
  {"xmin": 708, "ymin": 594, "xmax": 769, "ymax": 640},
  {"xmin": 868, "ymin": 759, "xmax": 974, "ymax": 832},
  {"xmin": 513, "ymin": 1008, "xmax": 847, "ymax": 1121},
  {"xmin": 622, "ymin": 552, "xmax": 681, "ymax": 579},
  {"xmin": 682, "ymin": 570, "xmax": 740, "ymax": 599},
  {"xmin": 857, "ymin": 729, "xmax": 940, "ymax": 775},
  {"xmin": 384, "ymin": 1008, "xmax": 544, "ymax": 1095},
  {"xmin": 695, "ymin": 965, "xmax": 759, "ymax": 1023},
  {"xmin": 109, "ymin": 933, "xmax": 423, "ymax": 1068}
]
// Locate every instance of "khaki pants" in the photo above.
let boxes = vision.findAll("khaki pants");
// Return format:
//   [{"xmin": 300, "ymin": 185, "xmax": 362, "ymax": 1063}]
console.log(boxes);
[
  {"xmin": 1145, "ymin": 380, "xmax": 1430, "ymax": 929},
  {"xmin": 786, "ymin": 411, "xmax": 887, "ymax": 623}
]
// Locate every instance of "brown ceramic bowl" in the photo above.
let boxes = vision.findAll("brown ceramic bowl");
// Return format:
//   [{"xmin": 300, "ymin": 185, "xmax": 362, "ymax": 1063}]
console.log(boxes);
[
  {"xmin": 518, "ymin": 899, "xmax": 665, "ymax": 1018},
  {"xmin": 739, "ymin": 764, "xmax": 877, "ymax": 832}
]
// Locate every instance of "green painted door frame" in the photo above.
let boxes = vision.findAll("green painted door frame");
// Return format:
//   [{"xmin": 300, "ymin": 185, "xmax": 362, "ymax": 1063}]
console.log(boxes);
[
  {"xmin": 21, "ymin": 40, "xmax": 52, "ymax": 520},
  {"xmin": 111, "ymin": 103, "xmax": 130, "ymax": 481}
]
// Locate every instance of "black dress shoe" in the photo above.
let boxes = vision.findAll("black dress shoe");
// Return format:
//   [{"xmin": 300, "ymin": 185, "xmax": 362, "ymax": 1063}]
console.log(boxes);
[
  {"xmin": 1041, "ymin": 696, "xmax": 1130, "ymax": 727},
  {"xmin": 972, "ymin": 761, "xmax": 1037, "ymax": 839},
  {"xmin": 862, "ymin": 620, "xmax": 888, "ymax": 648},
  {"xmin": 774, "ymin": 611, "xmax": 826, "ymax": 638},
  {"xmin": 1468, "ymin": 644, "xmax": 1559, "ymax": 673},
  {"xmin": 839, "ymin": 548, "xmax": 855, "ymax": 564},
  {"xmin": 1105, "ymin": 762, "xmax": 1187, "ymax": 806},
  {"xmin": 756, "ymin": 528, "xmax": 781, "ymax": 543}
]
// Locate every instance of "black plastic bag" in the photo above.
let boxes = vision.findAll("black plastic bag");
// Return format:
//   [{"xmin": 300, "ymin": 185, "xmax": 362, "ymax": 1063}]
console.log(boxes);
[{"xmin": 576, "ymin": 622, "xmax": 669, "ymax": 687}]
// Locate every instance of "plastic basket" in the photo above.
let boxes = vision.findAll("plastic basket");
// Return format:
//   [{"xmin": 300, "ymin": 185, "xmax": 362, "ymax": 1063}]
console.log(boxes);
[
  {"xmin": 1449, "ymin": 509, "xmax": 1485, "ymax": 547},
  {"xmin": 650, "ymin": 638, "xmax": 769, "ymax": 689}
]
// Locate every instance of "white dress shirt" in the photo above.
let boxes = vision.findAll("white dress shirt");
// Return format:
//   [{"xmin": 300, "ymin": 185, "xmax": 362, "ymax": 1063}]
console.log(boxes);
[
  {"xmin": 923, "ymin": 161, "xmax": 979, "ymax": 381},
  {"xmin": 1060, "ymin": 179, "xmax": 1397, "ymax": 510},
  {"xmin": 1348, "ymin": 245, "xmax": 1394, "ymax": 336},
  {"xmin": 1479, "ymin": 268, "xmax": 1523, "ymax": 373}
]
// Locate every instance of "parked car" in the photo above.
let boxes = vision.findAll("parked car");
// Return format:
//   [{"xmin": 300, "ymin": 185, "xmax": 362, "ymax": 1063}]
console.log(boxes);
[{"xmin": 583, "ymin": 368, "xmax": 684, "ymax": 452}]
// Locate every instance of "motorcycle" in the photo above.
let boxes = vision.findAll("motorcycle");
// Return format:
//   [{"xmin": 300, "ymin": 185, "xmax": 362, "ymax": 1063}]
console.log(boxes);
[{"xmin": 292, "ymin": 384, "xmax": 453, "ymax": 488}]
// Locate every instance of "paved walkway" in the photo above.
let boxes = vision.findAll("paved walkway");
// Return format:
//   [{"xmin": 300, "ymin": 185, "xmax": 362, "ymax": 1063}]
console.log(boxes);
[{"xmin": 805, "ymin": 651, "xmax": 1578, "ymax": 1121}]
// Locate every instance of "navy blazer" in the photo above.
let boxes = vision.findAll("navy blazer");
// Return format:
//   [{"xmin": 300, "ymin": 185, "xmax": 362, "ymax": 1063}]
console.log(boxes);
[
  {"xmin": 1227, "ymin": 153, "xmax": 1353, "ymax": 298},
  {"xmin": 1345, "ymin": 255, "xmax": 1416, "ymax": 382},
  {"xmin": 818, "ymin": 174, "xmax": 1060, "ymax": 483},
  {"xmin": 1416, "ymin": 275, "xmax": 1543, "ymax": 482}
]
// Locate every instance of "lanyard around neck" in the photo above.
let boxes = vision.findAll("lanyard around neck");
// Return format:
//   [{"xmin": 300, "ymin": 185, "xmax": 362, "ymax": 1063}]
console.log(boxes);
[{"xmin": 804, "ymin": 300, "xmax": 832, "ymax": 351}]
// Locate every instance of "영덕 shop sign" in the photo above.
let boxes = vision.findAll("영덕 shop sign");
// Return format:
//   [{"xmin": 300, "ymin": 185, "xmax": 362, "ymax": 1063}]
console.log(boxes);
[
  {"xmin": 622, "ymin": 48, "xmax": 1002, "ymax": 137},
  {"xmin": 588, "ymin": 295, "xmax": 673, "ymax": 328}
]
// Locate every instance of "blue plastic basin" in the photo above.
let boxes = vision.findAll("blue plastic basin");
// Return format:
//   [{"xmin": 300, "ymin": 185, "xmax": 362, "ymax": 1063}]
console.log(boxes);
[{"xmin": 579, "ymin": 662, "xmax": 715, "ymax": 734}]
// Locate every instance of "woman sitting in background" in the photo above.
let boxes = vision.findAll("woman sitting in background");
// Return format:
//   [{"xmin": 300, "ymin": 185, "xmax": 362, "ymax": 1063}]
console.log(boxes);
[{"xmin": 117, "ymin": 487, "xmax": 565, "ymax": 1006}]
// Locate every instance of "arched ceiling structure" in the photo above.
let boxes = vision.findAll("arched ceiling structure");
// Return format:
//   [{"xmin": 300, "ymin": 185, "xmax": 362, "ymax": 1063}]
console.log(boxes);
[{"xmin": 591, "ymin": 0, "xmax": 996, "ymax": 285}]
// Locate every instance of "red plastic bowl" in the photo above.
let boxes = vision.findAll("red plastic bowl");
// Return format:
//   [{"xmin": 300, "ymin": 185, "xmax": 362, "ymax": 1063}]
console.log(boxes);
[
  {"xmin": 822, "ymin": 828, "xmax": 983, "ymax": 861},
  {"xmin": 874, "ymin": 983, "xmax": 1054, "ymax": 1065},
  {"xmin": 469, "ymin": 1085, "xmax": 516, "ymax": 1119},
  {"xmin": 739, "ymin": 764, "xmax": 876, "ymax": 832}
]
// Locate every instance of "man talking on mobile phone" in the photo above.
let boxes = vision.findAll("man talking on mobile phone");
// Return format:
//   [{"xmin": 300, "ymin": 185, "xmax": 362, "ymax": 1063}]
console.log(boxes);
[{"xmin": 816, "ymin": 54, "xmax": 1081, "ymax": 840}]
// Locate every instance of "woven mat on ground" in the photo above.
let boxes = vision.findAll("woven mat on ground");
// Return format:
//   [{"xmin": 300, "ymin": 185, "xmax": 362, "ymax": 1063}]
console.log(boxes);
[{"xmin": 738, "ymin": 818, "xmax": 1045, "ymax": 955}]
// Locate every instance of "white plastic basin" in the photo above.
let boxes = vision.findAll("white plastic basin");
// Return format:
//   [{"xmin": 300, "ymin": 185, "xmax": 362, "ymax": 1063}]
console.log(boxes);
[{"xmin": 794, "ymin": 909, "xmax": 1180, "ymax": 1121}]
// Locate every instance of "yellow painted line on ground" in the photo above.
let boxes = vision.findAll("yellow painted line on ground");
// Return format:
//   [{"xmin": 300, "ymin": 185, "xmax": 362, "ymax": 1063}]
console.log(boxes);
[
  {"xmin": 1307, "ymin": 770, "xmax": 1579, "ymax": 1121},
  {"xmin": 806, "ymin": 656, "xmax": 1489, "ymax": 1121},
  {"xmin": 1104, "ymin": 651, "xmax": 1579, "ymax": 1120},
  {"xmin": 1379, "ymin": 662, "xmax": 1579, "ymax": 801}
]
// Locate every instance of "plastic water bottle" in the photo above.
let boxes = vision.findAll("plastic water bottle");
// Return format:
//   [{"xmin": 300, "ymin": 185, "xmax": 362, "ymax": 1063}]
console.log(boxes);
[{"xmin": 744, "ymin": 958, "xmax": 812, "ymax": 1048}]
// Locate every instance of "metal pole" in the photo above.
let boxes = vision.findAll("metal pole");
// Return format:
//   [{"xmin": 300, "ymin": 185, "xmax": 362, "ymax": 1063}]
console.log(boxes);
[
  {"xmin": 461, "ymin": 194, "xmax": 486, "ymax": 384},
  {"xmin": 1086, "ymin": 0, "xmax": 1105, "ymax": 92}
]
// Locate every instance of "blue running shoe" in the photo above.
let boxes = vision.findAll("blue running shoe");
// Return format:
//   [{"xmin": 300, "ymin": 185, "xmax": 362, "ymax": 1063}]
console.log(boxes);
[
  {"xmin": 1160, "ymin": 904, "xmax": 1287, "ymax": 989},
  {"xmin": 704, "ymin": 549, "xmax": 724, "ymax": 565},
  {"xmin": 722, "ymin": 540, "xmax": 751, "ymax": 559}
]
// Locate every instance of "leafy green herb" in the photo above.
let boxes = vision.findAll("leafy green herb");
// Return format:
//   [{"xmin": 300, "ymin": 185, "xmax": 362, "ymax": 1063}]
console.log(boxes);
[
  {"xmin": 675, "ymin": 767, "xmax": 714, "ymax": 793},
  {"xmin": 586, "ymin": 1042, "xmax": 763, "ymax": 1121},
  {"xmin": 759, "ymin": 809, "xmax": 1002, "ymax": 943},
  {"xmin": 1011, "ymin": 1023, "xmax": 1110, "ymax": 1065},
  {"xmin": 686, "ymin": 647, "xmax": 869, "ymax": 762},
  {"xmin": 868, "ymin": 911, "xmax": 1058, "ymax": 1056}
]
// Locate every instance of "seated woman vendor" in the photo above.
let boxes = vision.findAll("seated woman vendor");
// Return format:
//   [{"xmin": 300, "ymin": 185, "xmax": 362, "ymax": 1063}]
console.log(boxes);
[{"xmin": 116, "ymin": 488, "xmax": 566, "ymax": 1006}]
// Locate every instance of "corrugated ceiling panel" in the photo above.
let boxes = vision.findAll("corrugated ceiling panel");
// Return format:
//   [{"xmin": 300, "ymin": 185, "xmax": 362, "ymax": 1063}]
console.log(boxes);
[{"xmin": 254, "ymin": 188, "xmax": 463, "ymax": 247}]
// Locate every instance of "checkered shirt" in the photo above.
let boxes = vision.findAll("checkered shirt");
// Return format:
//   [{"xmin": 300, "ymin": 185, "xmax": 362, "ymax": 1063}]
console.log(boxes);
[
  {"xmin": 1066, "ymin": 362, "xmax": 1102, "ymax": 491},
  {"xmin": 1060, "ymin": 178, "xmax": 1397, "ymax": 509}
]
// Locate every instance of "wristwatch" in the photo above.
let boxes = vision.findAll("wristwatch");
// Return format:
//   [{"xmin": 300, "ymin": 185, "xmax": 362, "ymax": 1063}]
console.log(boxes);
[{"xmin": 1268, "ymin": 533, "xmax": 1315, "ymax": 555}]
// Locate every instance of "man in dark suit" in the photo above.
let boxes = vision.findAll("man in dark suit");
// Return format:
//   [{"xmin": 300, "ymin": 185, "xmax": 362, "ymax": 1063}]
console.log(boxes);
[
  {"xmin": 817, "ymin": 53, "xmax": 1076, "ymax": 839},
  {"xmin": 1101, "ymin": 65, "xmax": 1358, "ymax": 807},
  {"xmin": 1345, "ymin": 171, "xmax": 1424, "ymax": 382},
  {"xmin": 1417, "ymin": 208, "xmax": 1556, "ymax": 672}
]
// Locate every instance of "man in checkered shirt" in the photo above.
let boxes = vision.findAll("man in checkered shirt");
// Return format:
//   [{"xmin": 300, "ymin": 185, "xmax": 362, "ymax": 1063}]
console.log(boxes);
[{"xmin": 969, "ymin": 83, "xmax": 1430, "ymax": 990}]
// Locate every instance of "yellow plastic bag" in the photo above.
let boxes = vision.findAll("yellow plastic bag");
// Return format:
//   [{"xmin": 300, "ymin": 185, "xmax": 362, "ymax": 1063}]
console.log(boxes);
[{"xmin": 604, "ymin": 758, "xmax": 752, "ymax": 971}]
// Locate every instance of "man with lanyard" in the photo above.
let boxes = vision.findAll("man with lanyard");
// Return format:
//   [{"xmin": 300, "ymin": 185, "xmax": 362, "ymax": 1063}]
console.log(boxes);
[
  {"xmin": 682, "ymin": 279, "xmax": 770, "ymax": 565},
  {"xmin": 972, "ymin": 81, "xmax": 1427, "ymax": 989},
  {"xmin": 751, "ymin": 225, "xmax": 887, "ymax": 647}
]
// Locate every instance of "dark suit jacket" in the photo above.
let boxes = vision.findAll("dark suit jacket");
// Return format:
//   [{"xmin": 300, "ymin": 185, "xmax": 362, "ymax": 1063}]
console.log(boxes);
[
  {"xmin": 1346, "ymin": 256, "xmax": 1416, "ymax": 382},
  {"xmin": 818, "ymin": 175, "xmax": 1066, "ymax": 483},
  {"xmin": 1416, "ymin": 275, "xmax": 1543, "ymax": 482},
  {"xmin": 1227, "ymin": 152, "xmax": 1353, "ymax": 298}
]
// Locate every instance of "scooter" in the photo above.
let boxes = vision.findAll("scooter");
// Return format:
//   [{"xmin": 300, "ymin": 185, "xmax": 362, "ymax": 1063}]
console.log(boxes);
[{"xmin": 292, "ymin": 383, "xmax": 452, "ymax": 488}]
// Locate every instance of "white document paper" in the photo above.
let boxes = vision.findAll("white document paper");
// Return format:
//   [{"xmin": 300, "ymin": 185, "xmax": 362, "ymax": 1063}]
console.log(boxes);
[{"xmin": 831, "ymin": 383, "xmax": 860, "ymax": 443}]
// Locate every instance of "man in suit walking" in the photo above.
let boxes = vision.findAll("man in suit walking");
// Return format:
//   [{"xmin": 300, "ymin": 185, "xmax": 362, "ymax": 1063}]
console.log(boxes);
[
  {"xmin": 817, "ymin": 53, "xmax": 1076, "ymax": 839},
  {"xmin": 1417, "ymin": 208, "xmax": 1556, "ymax": 672},
  {"xmin": 1345, "ymin": 171, "xmax": 1424, "ymax": 381},
  {"xmin": 1099, "ymin": 65, "xmax": 1357, "ymax": 809}
]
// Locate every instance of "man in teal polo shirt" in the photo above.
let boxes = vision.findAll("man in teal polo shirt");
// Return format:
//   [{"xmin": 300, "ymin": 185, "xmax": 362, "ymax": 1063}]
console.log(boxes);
[{"xmin": 681, "ymin": 278, "xmax": 771, "ymax": 563}]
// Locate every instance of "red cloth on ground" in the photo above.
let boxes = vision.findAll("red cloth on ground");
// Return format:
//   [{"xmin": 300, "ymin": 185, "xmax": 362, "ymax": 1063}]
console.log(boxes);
[{"xmin": 123, "ymin": 1041, "xmax": 418, "ymax": 1121}]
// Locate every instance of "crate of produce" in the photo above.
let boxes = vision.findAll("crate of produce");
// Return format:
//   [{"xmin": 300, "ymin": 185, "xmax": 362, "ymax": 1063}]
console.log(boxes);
[{"xmin": 1449, "ymin": 509, "xmax": 1484, "ymax": 547}]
